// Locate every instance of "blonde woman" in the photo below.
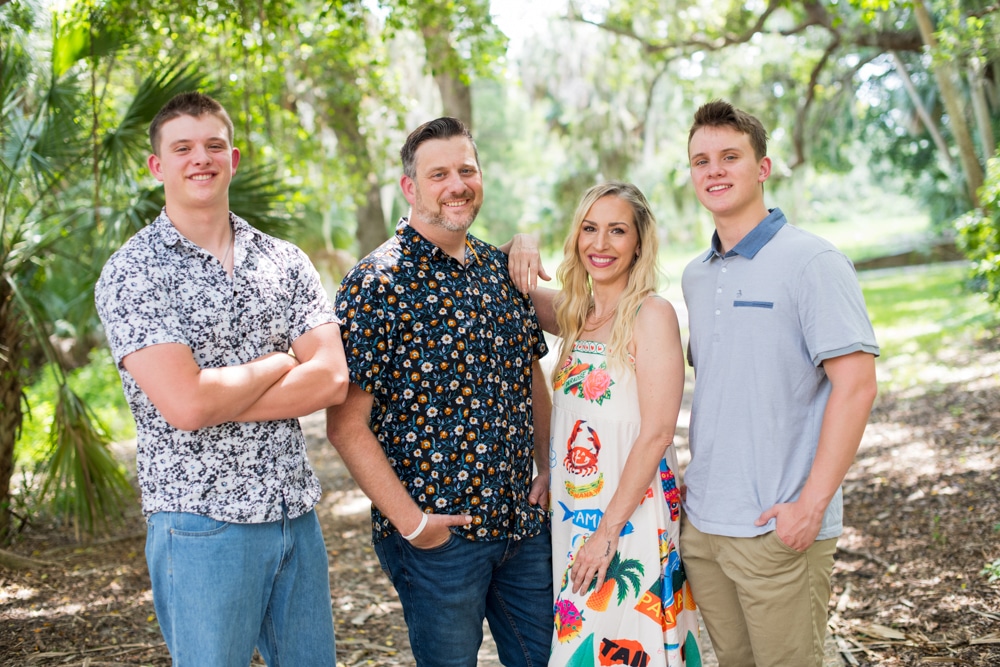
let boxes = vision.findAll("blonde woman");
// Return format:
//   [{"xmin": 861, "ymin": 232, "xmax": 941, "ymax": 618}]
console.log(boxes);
[{"xmin": 507, "ymin": 182, "xmax": 702, "ymax": 666}]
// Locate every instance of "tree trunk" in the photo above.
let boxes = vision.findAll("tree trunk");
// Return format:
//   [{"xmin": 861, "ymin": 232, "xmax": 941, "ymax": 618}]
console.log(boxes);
[
  {"xmin": 328, "ymin": 102, "xmax": 389, "ymax": 257},
  {"xmin": 420, "ymin": 23, "xmax": 474, "ymax": 128},
  {"xmin": 913, "ymin": 0, "xmax": 984, "ymax": 206},
  {"xmin": 432, "ymin": 68, "xmax": 473, "ymax": 129},
  {"xmin": 0, "ymin": 279, "xmax": 25, "ymax": 541},
  {"xmin": 356, "ymin": 173, "xmax": 388, "ymax": 257},
  {"xmin": 969, "ymin": 59, "xmax": 996, "ymax": 160}
]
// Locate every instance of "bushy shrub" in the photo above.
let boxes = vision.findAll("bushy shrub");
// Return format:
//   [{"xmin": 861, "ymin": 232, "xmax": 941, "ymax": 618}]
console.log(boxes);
[{"xmin": 956, "ymin": 154, "xmax": 1000, "ymax": 306}]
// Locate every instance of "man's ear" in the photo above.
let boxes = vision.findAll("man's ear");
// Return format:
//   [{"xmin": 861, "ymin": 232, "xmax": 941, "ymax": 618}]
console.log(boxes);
[
  {"xmin": 400, "ymin": 174, "xmax": 417, "ymax": 205},
  {"xmin": 231, "ymin": 147, "xmax": 241, "ymax": 174},
  {"xmin": 758, "ymin": 156, "xmax": 772, "ymax": 183},
  {"xmin": 148, "ymin": 153, "xmax": 164, "ymax": 182}
]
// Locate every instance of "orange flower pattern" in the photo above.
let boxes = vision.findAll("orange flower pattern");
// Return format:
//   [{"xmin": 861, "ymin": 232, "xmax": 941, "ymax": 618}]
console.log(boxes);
[
  {"xmin": 335, "ymin": 221, "xmax": 548, "ymax": 544},
  {"xmin": 554, "ymin": 342, "xmax": 615, "ymax": 405}
]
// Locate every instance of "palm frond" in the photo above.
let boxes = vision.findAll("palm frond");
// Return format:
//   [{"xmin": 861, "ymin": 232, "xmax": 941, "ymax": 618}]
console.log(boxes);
[
  {"xmin": 229, "ymin": 162, "xmax": 294, "ymax": 239},
  {"xmin": 615, "ymin": 558, "xmax": 644, "ymax": 603},
  {"xmin": 100, "ymin": 60, "xmax": 210, "ymax": 181},
  {"xmin": 3, "ymin": 206, "xmax": 92, "ymax": 277},
  {"xmin": 98, "ymin": 185, "xmax": 163, "ymax": 250},
  {"xmin": 0, "ymin": 23, "xmax": 31, "ymax": 125},
  {"xmin": 31, "ymin": 72, "xmax": 89, "ymax": 169},
  {"xmin": 38, "ymin": 382, "xmax": 132, "ymax": 539},
  {"xmin": 6, "ymin": 271, "xmax": 131, "ymax": 538}
]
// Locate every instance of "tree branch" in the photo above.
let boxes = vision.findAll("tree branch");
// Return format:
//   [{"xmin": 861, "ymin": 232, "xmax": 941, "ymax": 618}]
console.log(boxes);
[
  {"xmin": 567, "ymin": 0, "xmax": 923, "ymax": 57},
  {"xmin": 789, "ymin": 34, "xmax": 841, "ymax": 170},
  {"xmin": 0, "ymin": 547, "xmax": 57, "ymax": 570},
  {"xmin": 889, "ymin": 51, "xmax": 955, "ymax": 167}
]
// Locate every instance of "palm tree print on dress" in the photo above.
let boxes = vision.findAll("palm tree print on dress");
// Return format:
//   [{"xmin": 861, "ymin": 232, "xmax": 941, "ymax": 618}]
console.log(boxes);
[{"xmin": 585, "ymin": 551, "xmax": 644, "ymax": 611}]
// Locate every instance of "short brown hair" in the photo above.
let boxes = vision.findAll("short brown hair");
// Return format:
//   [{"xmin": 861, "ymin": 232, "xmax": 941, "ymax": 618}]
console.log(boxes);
[
  {"xmin": 149, "ymin": 92, "xmax": 234, "ymax": 155},
  {"xmin": 688, "ymin": 100, "xmax": 768, "ymax": 160},
  {"xmin": 400, "ymin": 117, "xmax": 479, "ymax": 179}
]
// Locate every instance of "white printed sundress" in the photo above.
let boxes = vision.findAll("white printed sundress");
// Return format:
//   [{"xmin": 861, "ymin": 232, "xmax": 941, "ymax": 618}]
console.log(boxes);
[{"xmin": 549, "ymin": 340, "xmax": 703, "ymax": 667}]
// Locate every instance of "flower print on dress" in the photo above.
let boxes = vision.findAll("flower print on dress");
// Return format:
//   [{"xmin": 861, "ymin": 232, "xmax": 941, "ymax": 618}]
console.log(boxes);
[
  {"xmin": 554, "ymin": 352, "xmax": 615, "ymax": 405},
  {"xmin": 582, "ymin": 367, "xmax": 613, "ymax": 402}
]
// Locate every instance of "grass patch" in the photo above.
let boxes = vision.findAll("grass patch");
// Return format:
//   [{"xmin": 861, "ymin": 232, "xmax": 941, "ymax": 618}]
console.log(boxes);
[
  {"xmin": 860, "ymin": 263, "xmax": 998, "ymax": 391},
  {"xmin": 799, "ymin": 213, "xmax": 933, "ymax": 263}
]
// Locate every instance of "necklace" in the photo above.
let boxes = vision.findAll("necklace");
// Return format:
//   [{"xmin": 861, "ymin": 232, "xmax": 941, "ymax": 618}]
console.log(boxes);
[{"xmin": 584, "ymin": 307, "xmax": 615, "ymax": 330}]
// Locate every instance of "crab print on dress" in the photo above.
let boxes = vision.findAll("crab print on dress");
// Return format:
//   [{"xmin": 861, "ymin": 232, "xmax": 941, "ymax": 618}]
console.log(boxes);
[{"xmin": 549, "ymin": 340, "xmax": 703, "ymax": 667}]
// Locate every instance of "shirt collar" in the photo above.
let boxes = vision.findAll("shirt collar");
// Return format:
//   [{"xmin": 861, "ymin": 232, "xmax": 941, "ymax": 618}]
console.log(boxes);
[
  {"xmin": 395, "ymin": 217, "xmax": 483, "ymax": 266},
  {"xmin": 702, "ymin": 208, "xmax": 786, "ymax": 262},
  {"xmin": 153, "ymin": 208, "xmax": 250, "ymax": 248}
]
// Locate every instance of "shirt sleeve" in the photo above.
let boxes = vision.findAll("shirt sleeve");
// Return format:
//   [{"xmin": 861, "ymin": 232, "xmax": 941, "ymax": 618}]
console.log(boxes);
[
  {"xmin": 484, "ymin": 242, "xmax": 548, "ymax": 362},
  {"xmin": 95, "ymin": 245, "xmax": 190, "ymax": 366},
  {"xmin": 283, "ymin": 244, "xmax": 340, "ymax": 343},
  {"xmin": 334, "ymin": 266, "xmax": 392, "ymax": 395},
  {"xmin": 797, "ymin": 250, "xmax": 880, "ymax": 366}
]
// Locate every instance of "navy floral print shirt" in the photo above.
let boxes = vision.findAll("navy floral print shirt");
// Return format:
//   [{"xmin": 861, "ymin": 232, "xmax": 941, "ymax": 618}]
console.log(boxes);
[
  {"xmin": 336, "ymin": 220, "xmax": 549, "ymax": 544},
  {"xmin": 95, "ymin": 210, "xmax": 338, "ymax": 523}
]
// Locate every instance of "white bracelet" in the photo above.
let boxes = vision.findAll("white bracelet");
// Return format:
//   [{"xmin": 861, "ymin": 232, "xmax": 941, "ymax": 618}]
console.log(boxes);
[{"xmin": 402, "ymin": 513, "xmax": 429, "ymax": 541}]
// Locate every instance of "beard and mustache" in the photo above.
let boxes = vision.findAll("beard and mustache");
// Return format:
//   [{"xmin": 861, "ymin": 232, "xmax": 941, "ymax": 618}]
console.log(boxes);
[{"xmin": 413, "ymin": 189, "xmax": 482, "ymax": 233}]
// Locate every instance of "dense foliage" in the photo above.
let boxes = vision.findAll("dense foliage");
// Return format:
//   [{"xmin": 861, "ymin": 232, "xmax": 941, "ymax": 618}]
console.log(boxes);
[
  {"xmin": 957, "ymin": 154, "xmax": 1000, "ymax": 304},
  {"xmin": 1, "ymin": 0, "xmax": 999, "ymax": 538}
]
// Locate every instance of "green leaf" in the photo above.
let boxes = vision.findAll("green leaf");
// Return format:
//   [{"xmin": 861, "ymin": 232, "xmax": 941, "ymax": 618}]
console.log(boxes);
[{"xmin": 51, "ymin": 14, "xmax": 88, "ymax": 78}]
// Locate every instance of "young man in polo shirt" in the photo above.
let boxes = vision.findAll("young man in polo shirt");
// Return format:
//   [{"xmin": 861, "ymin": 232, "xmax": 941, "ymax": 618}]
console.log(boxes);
[{"xmin": 679, "ymin": 99, "xmax": 879, "ymax": 666}]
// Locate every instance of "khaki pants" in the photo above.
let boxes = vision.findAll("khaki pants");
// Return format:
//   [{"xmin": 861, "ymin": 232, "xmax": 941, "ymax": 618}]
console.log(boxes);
[{"xmin": 680, "ymin": 515, "xmax": 837, "ymax": 667}]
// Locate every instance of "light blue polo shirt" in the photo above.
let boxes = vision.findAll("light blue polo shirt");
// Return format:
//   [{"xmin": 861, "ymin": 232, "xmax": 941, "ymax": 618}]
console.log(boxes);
[{"xmin": 681, "ymin": 208, "xmax": 879, "ymax": 539}]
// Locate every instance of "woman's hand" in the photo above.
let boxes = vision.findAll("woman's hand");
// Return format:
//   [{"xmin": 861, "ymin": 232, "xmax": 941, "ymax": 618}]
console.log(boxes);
[{"xmin": 570, "ymin": 524, "xmax": 621, "ymax": 595}]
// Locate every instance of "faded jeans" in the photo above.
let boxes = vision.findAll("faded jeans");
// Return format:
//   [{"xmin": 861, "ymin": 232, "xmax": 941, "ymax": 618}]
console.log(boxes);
[{"xmin": 145, "ymin": 508, "xmax": 335, "ymax": 667}]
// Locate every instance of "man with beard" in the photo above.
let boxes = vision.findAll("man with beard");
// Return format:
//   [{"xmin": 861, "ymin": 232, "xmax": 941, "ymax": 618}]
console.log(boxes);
[{"xmin": 326, "ymin": 117, "xmax": 553, "ymax": 667}]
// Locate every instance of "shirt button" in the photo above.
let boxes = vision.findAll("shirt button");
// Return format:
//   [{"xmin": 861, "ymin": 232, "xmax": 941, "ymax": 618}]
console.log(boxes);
[
  {"xmin": 715, "ymin": 309, "xmax": 721, "ymax": 315},
  {"xmin": 722, "ymin": 267, "xmax": 727, "ymax": 273},
  {"xmin": 716, "ymin": 287, "xmax": 722, "ymax": 294}
]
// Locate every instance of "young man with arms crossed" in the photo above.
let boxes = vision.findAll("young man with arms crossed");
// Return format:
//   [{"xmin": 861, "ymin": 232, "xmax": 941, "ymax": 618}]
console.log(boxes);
[
  {"xmin": 326, "ymin": 117, "xmax": 552, "ymax": 667},
  {"xmin": 96, "ymin": 92, "xmax": 348, "ymax": 666},
  {"xmin": 680, "ymin": 99, "xmax": 879, "ymax": 667}
]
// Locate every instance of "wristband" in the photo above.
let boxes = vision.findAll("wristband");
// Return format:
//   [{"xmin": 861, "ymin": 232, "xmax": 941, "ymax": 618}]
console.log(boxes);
[{"xmin": 402, "ymin": 513, "xmax": 429, "ymax": 541}]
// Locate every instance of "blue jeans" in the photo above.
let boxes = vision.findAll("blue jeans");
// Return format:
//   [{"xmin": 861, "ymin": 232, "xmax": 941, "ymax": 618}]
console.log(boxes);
[
  {"xmin": 375, "ymin": 528, "xmax": 553, "ymax": 667},
  {"xmin": 145, "ymin": 509, "xmax": 336, "ymax": 667}
]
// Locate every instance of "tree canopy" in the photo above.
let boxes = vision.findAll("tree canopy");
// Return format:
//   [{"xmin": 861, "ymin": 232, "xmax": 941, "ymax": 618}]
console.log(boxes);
[{"xmin": 1, "ymin": 0, "xmax": 998, "ymax": 536}]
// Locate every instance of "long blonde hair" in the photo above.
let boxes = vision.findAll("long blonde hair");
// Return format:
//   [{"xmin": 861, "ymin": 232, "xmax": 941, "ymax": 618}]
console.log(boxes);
[{"xmin": 552, "ymin": 182, "xmax": 661, "ymax": 381}]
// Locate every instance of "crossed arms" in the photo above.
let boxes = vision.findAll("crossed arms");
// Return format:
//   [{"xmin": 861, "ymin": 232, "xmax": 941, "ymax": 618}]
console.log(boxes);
[{"xmin": 122, "ymin": 322, "xmax": 349, "ymax": 431}]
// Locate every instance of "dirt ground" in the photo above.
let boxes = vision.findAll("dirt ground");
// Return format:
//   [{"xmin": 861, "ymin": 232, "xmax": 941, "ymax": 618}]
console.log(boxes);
[{"xmin": 1, "ymin": 335, "xmax": 998, "ymax": 666}]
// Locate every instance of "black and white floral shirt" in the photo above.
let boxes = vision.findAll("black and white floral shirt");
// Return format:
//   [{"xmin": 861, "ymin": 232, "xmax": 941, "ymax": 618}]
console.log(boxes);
[{"xmin": 95, "ymin": 210, "xmax": 338, "ymax": 523}]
